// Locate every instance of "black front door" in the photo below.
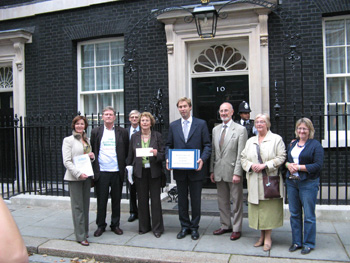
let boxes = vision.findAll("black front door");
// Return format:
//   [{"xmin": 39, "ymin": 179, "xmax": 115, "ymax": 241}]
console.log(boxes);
[
  {"xmin": 0, "ymin": 92, "xmax": 15, "ymax": 183},
  {"xmin": 192, "ymin": 75, "xmax": 249, "ymax": 187}
]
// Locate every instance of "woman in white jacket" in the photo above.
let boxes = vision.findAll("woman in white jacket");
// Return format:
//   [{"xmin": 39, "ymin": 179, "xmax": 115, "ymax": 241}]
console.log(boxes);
[
  {"xmin": 241, "ymin": 114, "xmax": 286, "ymax": 252},
  {"xmin": 62, "ymin": 116, "xmax": 94, "ymax": 246}
]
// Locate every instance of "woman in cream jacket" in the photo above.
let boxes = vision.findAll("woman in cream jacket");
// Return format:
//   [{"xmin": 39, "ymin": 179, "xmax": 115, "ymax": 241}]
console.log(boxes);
[
  {"xmin": 241, "ymin": 114, "xmax": 286, "ymax": 252},
  {"xmin": 62, "ymin": 115, "xmax": 94, "ymax": 246}
]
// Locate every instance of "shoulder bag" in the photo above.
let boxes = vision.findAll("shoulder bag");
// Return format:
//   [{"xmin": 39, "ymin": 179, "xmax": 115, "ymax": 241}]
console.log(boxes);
[{"xmin": 256, "ymin": 144, "xmax": 281, "ymax": 199}]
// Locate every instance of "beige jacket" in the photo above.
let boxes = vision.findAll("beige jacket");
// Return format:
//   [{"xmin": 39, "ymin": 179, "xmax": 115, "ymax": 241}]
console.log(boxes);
[
  {"xmin": 62, "ymin": 133, "xmax": 93, "ymax": 181},
  {"xmin": 210, "ymin": 121, "xmax": 248, "ymax": 182},
  {"xmin": 241, "ymin": 130, "xmax": 286, "ymax": 204}
]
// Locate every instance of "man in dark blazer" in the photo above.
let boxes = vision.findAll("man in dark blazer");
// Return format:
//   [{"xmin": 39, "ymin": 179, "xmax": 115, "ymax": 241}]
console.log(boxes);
[
  {"xmin": 165, "ymin": 97, "xmax": 211, "ymax": 240},
  {"xmin": 127, "ymin": 110, "xmax": 140, "ymax": 222},
  {"xmin": 90, "ymin": 106, "xmax": 129, "ymax": 237}
]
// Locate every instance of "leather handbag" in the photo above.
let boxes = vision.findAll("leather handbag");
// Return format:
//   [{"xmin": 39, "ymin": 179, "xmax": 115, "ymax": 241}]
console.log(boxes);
[{"xmin": 256, "ymin": 144, "xmax": 281, "ymax": 199}]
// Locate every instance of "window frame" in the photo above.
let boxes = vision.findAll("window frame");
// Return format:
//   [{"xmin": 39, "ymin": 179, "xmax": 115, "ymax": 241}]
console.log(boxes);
[
  {"xmin": 77, "ymin": 37, "xmax": 125, "ymax": 121},
  {"xmin": 322, "ymin": 15, "xmax": 350, "ymax": 147}
]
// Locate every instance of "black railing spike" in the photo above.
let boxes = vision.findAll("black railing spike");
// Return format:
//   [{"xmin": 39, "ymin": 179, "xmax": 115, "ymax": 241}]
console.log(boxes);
[{"xmin": 13, "ymin": 114, "xmax": 19, "ymax": 127}]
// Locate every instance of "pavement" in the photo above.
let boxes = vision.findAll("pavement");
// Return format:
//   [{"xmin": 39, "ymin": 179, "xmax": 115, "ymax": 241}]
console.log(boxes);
[{"xmin": 5, "ymin": 191, "xmax": 350, "ymax": 263}]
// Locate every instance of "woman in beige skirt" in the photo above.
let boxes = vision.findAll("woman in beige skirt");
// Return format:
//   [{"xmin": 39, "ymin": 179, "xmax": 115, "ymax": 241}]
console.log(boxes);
[{"xmin": 241, "ymin": 114, "xmax": 286, "ymax": 252}]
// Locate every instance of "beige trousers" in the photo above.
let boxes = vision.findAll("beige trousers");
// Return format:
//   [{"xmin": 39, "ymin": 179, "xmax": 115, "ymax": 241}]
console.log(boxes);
[{"xmin": 216, "ymin": 180, "xmax": 243, "ymax": 232}]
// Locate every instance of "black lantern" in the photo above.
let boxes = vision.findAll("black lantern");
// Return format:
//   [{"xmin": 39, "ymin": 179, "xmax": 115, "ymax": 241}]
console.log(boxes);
[{"xmin": 192, "ymin": 0, "xmax": 218, "ymax": 39}]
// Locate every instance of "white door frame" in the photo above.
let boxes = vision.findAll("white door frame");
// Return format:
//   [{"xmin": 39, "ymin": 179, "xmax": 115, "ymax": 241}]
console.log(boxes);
[{"xmin": 158, "ymin": 4, "xmax": 272, "ymax": 123}]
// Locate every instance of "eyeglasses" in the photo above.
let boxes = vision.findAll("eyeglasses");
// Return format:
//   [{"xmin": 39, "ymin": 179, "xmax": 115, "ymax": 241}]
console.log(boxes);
[
  {"xmin": 297, "ymin": 127, "xmax": 309, "ymax": 131},
  {"xmin": 130, "ymin": 116, "xmax": 139, "ymax": 119}
]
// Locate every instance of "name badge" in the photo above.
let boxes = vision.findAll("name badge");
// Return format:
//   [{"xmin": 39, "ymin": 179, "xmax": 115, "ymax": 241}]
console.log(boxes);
[{"xmin": 144, "ymin": 163, "xmax": 150, "ymax": 168}]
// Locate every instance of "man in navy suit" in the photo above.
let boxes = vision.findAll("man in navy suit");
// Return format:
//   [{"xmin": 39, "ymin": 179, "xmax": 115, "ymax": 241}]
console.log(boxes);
[{"xmin": 166, "ymin": 97, "xmax": 211, "ymax": 240}]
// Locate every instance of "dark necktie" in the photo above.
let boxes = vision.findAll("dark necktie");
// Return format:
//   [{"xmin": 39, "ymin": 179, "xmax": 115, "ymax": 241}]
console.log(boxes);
[{"xmin": 243, "ymin": 121, "xmax": 247, "ymax": 126}]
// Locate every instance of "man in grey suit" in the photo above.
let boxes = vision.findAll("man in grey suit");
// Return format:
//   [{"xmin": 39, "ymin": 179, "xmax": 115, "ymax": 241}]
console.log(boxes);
[{"xmin": 210, "ymin": 102, "xmax": 247, "ymax": 241}]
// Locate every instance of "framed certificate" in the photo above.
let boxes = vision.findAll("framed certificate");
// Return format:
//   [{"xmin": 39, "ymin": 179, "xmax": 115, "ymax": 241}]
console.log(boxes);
[
  {"xmin": 168, "ymin": 149, "xmax": 200, "ymax": 170},
  {"xmin": 73, "ymin": 154, "xmax": 94, "ymax": 176}
]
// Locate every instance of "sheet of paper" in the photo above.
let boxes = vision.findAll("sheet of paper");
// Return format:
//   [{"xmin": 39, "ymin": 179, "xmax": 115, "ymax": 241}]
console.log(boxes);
[
  {"xmin": 73, "ymin": 154, "xmax": 94, "ymax": 176},
  {"xmin": 136, "ymin": 147, "xmax": 154, "ymax": 157}
]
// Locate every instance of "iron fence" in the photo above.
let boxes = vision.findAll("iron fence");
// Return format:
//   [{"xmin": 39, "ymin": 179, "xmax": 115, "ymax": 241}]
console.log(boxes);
[
  {"xmin": 0, "ymin": 112, "xmax": 163, "ymax": 200},
  {"xmin": 273, "ymin": 103, "xmax": 349, "ymax": 205},
  {"xmin": 0, "ymin": 104, "xmax": 349, "ymax": 205}
]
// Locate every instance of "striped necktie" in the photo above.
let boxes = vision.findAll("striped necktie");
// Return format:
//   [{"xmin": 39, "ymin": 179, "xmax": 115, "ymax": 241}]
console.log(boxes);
[{"xmin": 219, "ymin": 125, "xmax": 227, "ymax": 150}]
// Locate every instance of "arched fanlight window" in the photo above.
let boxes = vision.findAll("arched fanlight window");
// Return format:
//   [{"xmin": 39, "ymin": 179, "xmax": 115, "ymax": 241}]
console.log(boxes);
[
  {"xmin": 193, "ymin": 44, "xmax": 248, "ymax": 73},
  {"xmin": 0, "ymin": 67, "xmax": 13, "ymax": 90}
]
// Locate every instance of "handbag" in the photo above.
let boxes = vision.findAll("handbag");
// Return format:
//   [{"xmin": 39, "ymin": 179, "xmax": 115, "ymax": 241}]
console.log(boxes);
[{"xmin": 256, "ymin": 144, "xmax": 281, "ymax": 199}]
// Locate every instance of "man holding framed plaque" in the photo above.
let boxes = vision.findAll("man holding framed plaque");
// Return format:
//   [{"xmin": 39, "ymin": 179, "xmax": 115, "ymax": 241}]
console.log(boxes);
[
  {"xmin": 210, "ymin": 102, "xmax": 247, "ymax": 241},
  {"xmin": 166, "ymin": 97, "xmax": 211, "ymax": 240}
]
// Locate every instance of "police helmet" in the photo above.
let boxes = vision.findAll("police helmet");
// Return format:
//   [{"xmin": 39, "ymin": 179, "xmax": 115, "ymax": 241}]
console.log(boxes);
[{"xmin": 238, "ymin": 101, "xmax": 251, "ymax": 113}]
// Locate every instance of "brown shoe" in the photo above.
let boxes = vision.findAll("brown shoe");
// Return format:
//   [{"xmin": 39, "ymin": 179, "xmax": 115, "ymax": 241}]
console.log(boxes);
[
  {"xmin": 263, "ymin": 243, "xmax": 271, "ymax": 252},
  {"xmin": 111, "ymin": 227, "xmax": 123, "ymax": 235},
  {"xmin": 230, "ymin": 232, "xmax": 241, "ymax": 241},
  {"xmin": 93, "ymin": 228, "xmax": 105, "ymax": 237},
  {"xmin": 213, "ymin": 228, "xmax": 233, "ymax": 235},
  {"xmin": 254, "ymin": 239, "xmax": 264, "ymax": 247},
  {"xmin": 79, "ymin": 240, "xmax": 89, "ymax": 246}
]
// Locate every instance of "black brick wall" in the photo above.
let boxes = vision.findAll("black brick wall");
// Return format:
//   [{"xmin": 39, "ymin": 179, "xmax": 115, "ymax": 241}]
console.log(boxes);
[
  {"xmin": 1, "ymin": 0, "xmax": 349, "ymax": 184},
  {"xmin": 0, "ymin": 0, "xmax": 200, "ymax": 124}
]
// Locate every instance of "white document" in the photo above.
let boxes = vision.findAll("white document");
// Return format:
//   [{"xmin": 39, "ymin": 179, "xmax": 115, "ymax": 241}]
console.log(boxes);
[
  {"xmin": 73, "ymin": 154, "xmax": 94, "ymax": 176},
  {"xmin": 136, "ymin": 147, "xmax": 154, "ymax": 157},
  {"xmin": 126, "ymin": 166, "xmax": 134, "ymax": 185}
]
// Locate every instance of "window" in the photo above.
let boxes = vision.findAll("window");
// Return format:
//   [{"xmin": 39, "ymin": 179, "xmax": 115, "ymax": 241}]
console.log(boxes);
[
  {"xmin": 78, "ymin": 38, "xmax": 124, "ymax": 123},
  {"xmin": 323, "ymin": 17, "xmax": 350, "ymax": 146},
  {"xmin": 0, "ymin": 67, "xmax": 13, "ymax": 91},
  {"xmin": 192, "ymin": 44, "xmax": 248, "ymax": 73}
]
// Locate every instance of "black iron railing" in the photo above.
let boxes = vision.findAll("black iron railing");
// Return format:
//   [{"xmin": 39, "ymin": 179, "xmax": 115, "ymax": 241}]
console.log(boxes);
[
  {"xmin": 1, "ymin": 104, "xmax": 349, "ymax": 205},
  {"xmin": 273, "ymin": 103, "xmax": 349, "ymax": 205},
  {"xmin": 0, "ymin": 113, "xmax": 163, "ymax": 200}
]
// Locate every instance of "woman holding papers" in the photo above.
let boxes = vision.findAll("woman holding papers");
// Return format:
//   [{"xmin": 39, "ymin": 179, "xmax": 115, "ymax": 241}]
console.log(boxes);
[
  {"xmin": 127, "ymin": 112, "xmax": 165, "ymax": 238},
  {"xmin": 62, "ymin": 115, "xmax": 95, "ymax": 246}
]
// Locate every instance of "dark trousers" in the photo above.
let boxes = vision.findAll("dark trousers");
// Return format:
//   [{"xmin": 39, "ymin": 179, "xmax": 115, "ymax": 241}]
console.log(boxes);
[
  {"xmin": 176, "ymin": 178, "xmax": 202, "ymax": 230},
  {"xmin": 135, "ymin": 168, "xmax": 164, "ymax": 234},
  {"xmin": 129, "ymin": 183, "xmax": 138, "ymax": 215},
  {"xmin": 95, "ymin": 171, "xmax": 122, "ymax": 229}
]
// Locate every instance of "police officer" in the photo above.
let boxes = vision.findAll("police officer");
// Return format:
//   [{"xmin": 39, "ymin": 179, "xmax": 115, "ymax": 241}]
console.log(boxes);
[{"xmin": 235, "ymin": 101, "xmax": 257, "ymax": 138}]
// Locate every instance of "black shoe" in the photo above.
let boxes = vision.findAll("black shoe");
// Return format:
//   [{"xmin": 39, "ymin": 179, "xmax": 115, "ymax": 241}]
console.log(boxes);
[
  {"xmin": 289, "ymin": 244, "xmax": 302, "ymax": 252},
  {"xmin": 301, "ymin": 246, "xmax": 312, "ymax": 254},
  {"xmin": 177, "ymin": 229, "xmax": 190, "ymax": 239},
  {"xmin": 93, "ymin": 228, "xmax": 105, "ymax": 237},
  {"xmin": 191, "ymin": 230, "xmax": 199, "ymax": 240},
  {"xmin": 128, "ymin": 213, "xmax": 138, "ymax": 222}
]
